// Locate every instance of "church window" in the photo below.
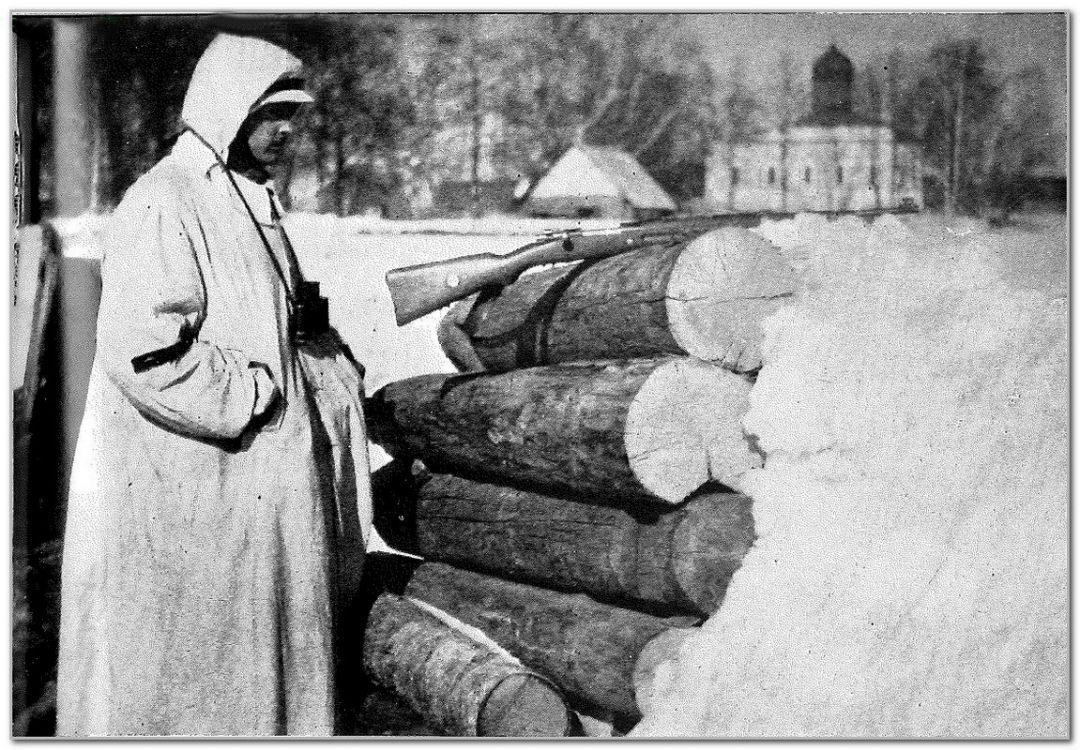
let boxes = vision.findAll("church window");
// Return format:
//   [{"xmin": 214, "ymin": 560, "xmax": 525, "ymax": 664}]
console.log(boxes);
[
  {"xmin": 804, "ymin": 167, "xmax": 812, "ymax": 183},
  {"xmin": 869, "ymin": 165, "xmax": 878, "ymax": 186},
  {"xmin": 731, "ymin": 166, "xmax": 740, "ymax": 185},
  {"xmin": 767, "ymin": 167, "xmax": 776, "ymax": 184},
  {"xmin": 836, "ymin": 166, "xmax": 844, "ymax": 183}
]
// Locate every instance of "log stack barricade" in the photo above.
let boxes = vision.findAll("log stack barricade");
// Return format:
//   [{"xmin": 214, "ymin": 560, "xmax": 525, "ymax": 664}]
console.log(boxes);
[
  {"xmin": 361, "ymin": 227, "xmax": 786, "ymax": 735},
  {"xmin": 362, "ymin": 591, "xmax": 574, "ymax": 737},
  {"xmin": 437, "ymin": 227, "xmax": 797, "ymax": 374}
]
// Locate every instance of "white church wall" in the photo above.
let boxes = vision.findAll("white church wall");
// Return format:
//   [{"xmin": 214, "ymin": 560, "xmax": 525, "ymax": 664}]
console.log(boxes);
[{"xmin": 706, "ymin": 125, "xmax": 920, "ymax": 213}]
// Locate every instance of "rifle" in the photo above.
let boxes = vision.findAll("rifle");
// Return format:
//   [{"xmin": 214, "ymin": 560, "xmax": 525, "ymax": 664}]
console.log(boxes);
[{"xmin": 386, "ymin": 207, "xmax": 915, "ymax": 326}]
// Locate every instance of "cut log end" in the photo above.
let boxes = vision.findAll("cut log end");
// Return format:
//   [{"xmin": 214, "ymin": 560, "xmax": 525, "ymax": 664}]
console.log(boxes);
[
  {"xmin": 478, "ymin": 673, "xmax": 572, "ymax": 737},
  {"xmin": 363, "ymin": 593, "xmax": 572, "ymax": 737},
  {"xmin": 667, "ymin": 228, "xmax": 797, "ymax": 373},
  {"xmin": 625, "ymin": 358, "xmax": 762, "ymax": 503}
]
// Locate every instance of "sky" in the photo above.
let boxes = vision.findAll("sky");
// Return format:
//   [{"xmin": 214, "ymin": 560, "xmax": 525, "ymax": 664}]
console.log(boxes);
[{"xmin": 688, "ymin": 12, "xmax": 1067, "ymax": 168}]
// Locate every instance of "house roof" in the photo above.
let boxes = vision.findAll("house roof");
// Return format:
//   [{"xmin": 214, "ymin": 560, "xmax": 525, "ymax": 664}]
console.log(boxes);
[
  {"xmin": 527, "ymin": 145, "xmax": 677, "ymax": 211},
  {"xmin": 577, "ymin": 145, "xmax": 678, "ymax": 210}
]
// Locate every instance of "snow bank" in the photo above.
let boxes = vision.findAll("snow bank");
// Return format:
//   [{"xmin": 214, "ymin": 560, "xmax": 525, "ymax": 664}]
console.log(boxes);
[{"xmin": 635, "ymin": 215, "xmax": 1068, "ymax": 737}]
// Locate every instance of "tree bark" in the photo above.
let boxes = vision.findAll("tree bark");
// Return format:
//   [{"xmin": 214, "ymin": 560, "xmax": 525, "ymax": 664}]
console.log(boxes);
[
  {"xmin": 363, "ymin": 593, "xmax": 572, "ymax": 737},
  {"xmin": 374, "ymin": 467, "xmax": 754, "ymax": 617},
  {"xmin": 401, "ymin": 562, "xmax": 697, "ymax": 721},
  {"xmin": 366, "ymin": 357, "xmax": 761, "ymax": 505},
  {"xmin": 439, "ymin": 228, "xmax": 794, "ymax": 375}
]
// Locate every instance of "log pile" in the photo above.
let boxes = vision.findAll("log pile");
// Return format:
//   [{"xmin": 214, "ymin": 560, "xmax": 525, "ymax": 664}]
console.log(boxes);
[
  {"xmin": 362, "ymin": 592, "xmax": 572, "ymax": 736},
  {"xmin": 361, "ymin": 228, "xmax": 782, "ymax": 734},
  {"xmin": 366, "ymin": 357, "xmax": 760, "ymax": 504},
  {"xmin": 437, "ymin": 227, "xmax": 796, "ymax": 374},
  {"xmin": 373, "ymin": 465, "xmax": 753, "ymax": 617}
]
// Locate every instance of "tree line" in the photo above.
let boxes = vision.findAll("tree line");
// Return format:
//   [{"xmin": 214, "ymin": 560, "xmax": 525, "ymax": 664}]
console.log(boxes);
[{"xmin": 26, "ymin": 14, "xmax": 1058, "ymax": 219}]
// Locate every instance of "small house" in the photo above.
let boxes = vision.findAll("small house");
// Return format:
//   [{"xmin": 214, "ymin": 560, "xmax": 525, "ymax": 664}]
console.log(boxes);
[{"xmin": 523, "ymin": 145, "xmax": 678, "ymax": 220}]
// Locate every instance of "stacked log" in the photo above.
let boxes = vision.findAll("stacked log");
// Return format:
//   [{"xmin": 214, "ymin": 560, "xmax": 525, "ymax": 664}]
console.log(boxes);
[
  {"xmin": 373, "ymin": 465, "xmax": 753, "ymax": 617},
  {"xmin": 366, "ymin": 356, "xmax": 760, "ymax": 504},
  {"xmin": 362, "ymin": 228, "xmax": 775, "ymax": 732},
  {"xmin": 362, "ymin": 592, "xmax": 572, "ymax": 736},
  {"xmin": 437, "ymin": 227, "xmax": 796, "ymax": 374},
  {"xmin": 398, "ymin": 562, "xmax": 694, "ymax": 721}
]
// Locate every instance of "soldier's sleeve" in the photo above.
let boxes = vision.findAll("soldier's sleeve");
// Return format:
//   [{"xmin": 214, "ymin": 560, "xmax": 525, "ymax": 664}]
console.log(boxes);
[{"xmin": 95, "ymin": 177, "xmax": 279, "ymax": 441}]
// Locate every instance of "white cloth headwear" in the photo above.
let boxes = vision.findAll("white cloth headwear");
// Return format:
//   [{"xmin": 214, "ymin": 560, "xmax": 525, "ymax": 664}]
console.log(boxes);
[{"xmin": 181, "ymin": 33, "xmax": 304, "ymax": 160}]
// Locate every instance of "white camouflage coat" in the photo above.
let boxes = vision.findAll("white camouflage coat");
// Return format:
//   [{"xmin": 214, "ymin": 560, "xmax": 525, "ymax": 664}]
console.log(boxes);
[{"xmin": 57, "ymin": 34, "xmax": 372, "ymax": 736}]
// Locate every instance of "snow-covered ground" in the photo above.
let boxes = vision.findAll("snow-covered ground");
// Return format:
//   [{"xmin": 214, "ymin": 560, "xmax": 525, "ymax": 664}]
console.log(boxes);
[{"xmin": 50, "ymin": 208, "xmax": 1069, "ymax": 736}]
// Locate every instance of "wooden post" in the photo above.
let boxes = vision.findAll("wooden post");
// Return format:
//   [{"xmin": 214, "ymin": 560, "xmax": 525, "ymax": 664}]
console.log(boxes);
[
  {"xmin": 367, "ymin": 357, "xmax": 761, "ymax": 505},
  {"xmin": 51, "ymin": 17, "xmax": 101, "ymax": 503},
  {"xmin": 400, "ymin": 562, "xmax": 697, "ymax": 720},
  {"xmin": 439, "ymin": 228, "xmax": 795, "ymax": 375},
  {"xmin": 362, "ymin": 593, "xmax": 573, "ymax": 736},
  {"xmin": 374, "ymin": 467, "xmax": 754, "ymax": 616},
  {"xmin": 52, "ymin": 18, "xmax": 93, "ymax": 217}
]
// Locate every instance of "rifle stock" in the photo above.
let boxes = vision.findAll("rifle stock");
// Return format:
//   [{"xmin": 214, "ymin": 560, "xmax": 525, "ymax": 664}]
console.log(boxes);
[
  {"xmin": 386, "ymin": 250, "xmax": 541, "ymax": 326},
  {"xmin": 385, "ymin": 207, "xmax": 915, "ymax": 326}
]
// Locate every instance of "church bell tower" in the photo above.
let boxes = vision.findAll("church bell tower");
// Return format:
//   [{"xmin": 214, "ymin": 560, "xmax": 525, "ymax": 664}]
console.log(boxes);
[{"xmin": 809, "ymin": 44, "xmax": 855, "ymax": 123}]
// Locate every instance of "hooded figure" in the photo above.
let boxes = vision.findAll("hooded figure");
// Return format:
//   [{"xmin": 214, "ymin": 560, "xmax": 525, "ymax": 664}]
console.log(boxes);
[{"xmin": 57, "ymin": 34, "xmax": 372, "ymax": 736}]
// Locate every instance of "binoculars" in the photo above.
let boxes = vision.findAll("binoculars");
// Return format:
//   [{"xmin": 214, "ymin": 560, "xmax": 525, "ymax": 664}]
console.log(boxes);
[{"xmin": 291, "ymin": 280, "xmax": 330, "ymax": 343}]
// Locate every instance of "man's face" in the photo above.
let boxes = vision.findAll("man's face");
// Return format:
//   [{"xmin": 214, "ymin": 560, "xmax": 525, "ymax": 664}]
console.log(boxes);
[{"xmin": 244, "ymin": 103, "xmax": 301, "ymax": 168}]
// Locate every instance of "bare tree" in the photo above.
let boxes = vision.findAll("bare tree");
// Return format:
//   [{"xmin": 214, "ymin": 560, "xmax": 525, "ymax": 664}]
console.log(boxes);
[
  {"xmin": 491, "ymin": 14, "xmax": 717, "ymax": 202},
  {"xmin": 855, "ymin": 62, "xmax": 886, "ymax": 207},
  {"xmin": 715, "ymin": 58, "xmax": 765, "ymax": 209},
  {"xmin": 979, "ymin": 64, "xmax": 1056, "ymax": 221},
  {"xmin": 913, "ymin": 40, "xmax": 1000, "ymax": 216},
  {"xmin": 773, "ymin": 53, "xmax": 807, "ymax": 210}
]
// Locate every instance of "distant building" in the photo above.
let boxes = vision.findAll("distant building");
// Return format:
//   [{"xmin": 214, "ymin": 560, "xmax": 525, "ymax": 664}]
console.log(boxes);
[
  {"xmin": 524, "ymin": 145, "xmax": 678, "ymax": 220},
  {"xmin": 432, "ymin": 178, "xmax": 519, "ymax": 215},
  {"xmin": 1023, "ymin": 164, "xmax": 1066, "ymax": 212},
  {"xmin": 705, "ymin": 45, "xmax": 923, "ymax": 213}
]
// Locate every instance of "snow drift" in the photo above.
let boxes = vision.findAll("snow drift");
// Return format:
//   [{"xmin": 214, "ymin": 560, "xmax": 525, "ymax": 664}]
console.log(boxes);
[{"xmin": 633, "ymin": 214, "xmax": 1068, "ymax": 738}]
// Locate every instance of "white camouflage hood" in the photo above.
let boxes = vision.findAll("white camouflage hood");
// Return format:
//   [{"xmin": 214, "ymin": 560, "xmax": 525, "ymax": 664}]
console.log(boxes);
[{"xmin": 181, "ymin": 33, "xmax": 304, "ymax": 159}]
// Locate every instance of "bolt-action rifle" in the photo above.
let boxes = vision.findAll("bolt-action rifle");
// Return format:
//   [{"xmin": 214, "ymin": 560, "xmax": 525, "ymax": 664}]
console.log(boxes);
[{"xmin": 385, "ymin": 207, "xmax": 915, "ymax": 326}]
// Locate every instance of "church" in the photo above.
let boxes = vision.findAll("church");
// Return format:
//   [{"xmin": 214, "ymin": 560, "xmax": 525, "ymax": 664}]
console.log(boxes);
[{"xmin": 704, "ymin": 45, "xmax": 923, "ymax": 213}]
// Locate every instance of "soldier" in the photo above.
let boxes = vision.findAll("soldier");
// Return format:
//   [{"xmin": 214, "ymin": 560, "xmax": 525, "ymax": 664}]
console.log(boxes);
[{"xmin": 58, "ymin": 33, "xmax": 371, "ymax": 736}]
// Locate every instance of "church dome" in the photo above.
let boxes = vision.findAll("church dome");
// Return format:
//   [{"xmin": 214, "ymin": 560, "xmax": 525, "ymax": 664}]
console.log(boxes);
[
  {"xmin": 812, "ymin": 44, "xmax": 854, "ymax": 81},
  {"xmin": 806, "ymin": 44, "xmax": 855, "ymax": 125}
]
